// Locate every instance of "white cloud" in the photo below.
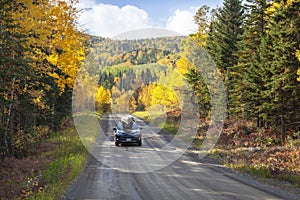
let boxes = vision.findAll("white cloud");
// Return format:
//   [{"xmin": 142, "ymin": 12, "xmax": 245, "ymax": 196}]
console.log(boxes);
[
  {"xmin": 166, "ymin": 9, "xmax": 198, "ymax": 35},
  {"xmin": 78, "ymin": 1, "xmax": 151, "ymax": 37},
  {"xmin": 77, "ymin": 0, "xmax": 198, "ymax": 37}
]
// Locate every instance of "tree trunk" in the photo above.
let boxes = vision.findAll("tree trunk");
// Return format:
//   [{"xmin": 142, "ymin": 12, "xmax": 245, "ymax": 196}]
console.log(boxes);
[
  {"xmin": 51, "ymin": 102, "xmax": 55, "ymax": 131},
  {"xmin": 280, "ymin": 82, "xmax": 285, "ymax": 145},
  {"xmin": 281, "ymin": 110, "xmax": 285, "ymax": 145},
  {"xmin": 4, "ymin": 77, "xmax": 16, "ymax": 155}
]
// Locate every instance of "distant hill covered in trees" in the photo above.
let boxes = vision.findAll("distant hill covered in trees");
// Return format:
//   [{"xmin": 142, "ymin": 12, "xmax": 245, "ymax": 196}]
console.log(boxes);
[{"xmin": 89, "ymin": 36, "xmax": 186, "ymax": 67}]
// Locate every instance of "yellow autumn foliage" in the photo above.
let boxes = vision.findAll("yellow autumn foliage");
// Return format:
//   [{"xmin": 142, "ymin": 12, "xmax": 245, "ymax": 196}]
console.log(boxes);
[
  {"xmin": 150, "ymin": 84, "xmax": 179, "ymax": 111},
  {"xmin": 95, "ymin": 86, "xmax": 111, "ymax": 113},
  {"xmin": 176, "ymin": 57, "xmax": 192, "ymax": 75},
  {"xmin": 266, "ymin": 0, "xmax": 300, "ymax": 15},
  {"xmin": 13, "ymin": 0, "xmax": 88, "ymax": 93},
  {"xmin": 192, "ymin": 32, "xmax": 208, "ymax": 47},
  {"xmin": 296, "ymin": 50, "xmax": 300, "ymax": 82}
]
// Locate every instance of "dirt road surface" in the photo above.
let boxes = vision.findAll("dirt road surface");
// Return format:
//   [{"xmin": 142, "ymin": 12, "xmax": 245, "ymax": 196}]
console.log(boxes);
[{"xmin": 63, "ymin": 114, "xmax": 298, "ymax": 200}]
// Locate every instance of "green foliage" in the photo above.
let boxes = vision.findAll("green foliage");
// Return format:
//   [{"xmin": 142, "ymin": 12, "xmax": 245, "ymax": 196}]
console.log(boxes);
[
  {"xmin": 98, "ymin": 63, "xmax": 182, "ymax": 114},
  {"xmin": 265, "ymin": 1, "xmax": 300, "ymax": 142},
  {"xmin": 90, "ymin": 36, "xmax": 185, "ymax": 67},
  {"xmin": 99, "ymin": 63, "xmax": 165, "ymax": 91},
  {"xmin": 161, "ymin": 122, "xmax": 179, "ymax": 135},
  {"xmin": 208, "ymin": 0, "xmax": 245, "ymax": 72},
  {"xmin": 233, "ymin": 0, "xmax": 269, "ymax": 119},
  {"xmin": 181, "ymin": 37, "xmax": 226, "ymax": 121},
  {"xmin": 208, "ymin": 0, "xmax": 245, "ymax": 117},
  {"xmin": 194, "ymin": 5, "xmax": 210, "ymax": 34},
  {"xmin": 238, "ymin": 0, "xmax": 300, "ymax": 138},
  {"xmin": 236, "ymin": 165, "xmax": 272, "ymax": 179},
  {"xmin": 193, "ymin": 0, "xmax": 300, "ymax": 144},
  {"xmin": 30, "ymin": 127, "xmax": 88, "ymax": 199},
  {"xmin": 0, "ymin": 0, "xmax": 34, "ymax": 158},
  {"xmin": 44, "ymin": 159, "xmax": 69, "ymax": 184},
  {"xmin": 0, "ymin": 0, "xmax": 89, "ymax": 159},
  {"xmin": 133, "ymin": 111, "xmax": 179, "ymax": 135},
  {"xmin": 133, "ymin": 111, "xmax": 151, "ymax": 121}
]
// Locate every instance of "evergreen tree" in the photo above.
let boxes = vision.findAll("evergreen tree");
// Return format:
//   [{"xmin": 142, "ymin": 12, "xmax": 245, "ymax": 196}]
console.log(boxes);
[
  {"xmin": 263, "ymin": 0, "xmax": 300, "ymax": 143},
  {"xmin": 206, "ymin": 0, "xmax": 245, "ymax": 118},
  {"xmin": 0, "ymin": 0, "xmax": 32, "ymax": 157},
  {"xmin": 206, "ymin": 8, "xmax": 221, "ymax": 62},
  {"xmin": 213, "ymin": 0, "xmax": 245, "ymax": 72},
  {"xmin": 238, "ymin": 0, "xmax": 270, "ymax": 123}
]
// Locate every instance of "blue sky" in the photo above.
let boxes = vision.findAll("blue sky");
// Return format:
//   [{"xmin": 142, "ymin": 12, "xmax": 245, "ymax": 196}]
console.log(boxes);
[
  {"xmin": 94, "ymin": 0, "xmax": 223, "ymax": 23},
  {"xmin": 78, "ymin": 0, "xmax": 223, "ymax": 37}
]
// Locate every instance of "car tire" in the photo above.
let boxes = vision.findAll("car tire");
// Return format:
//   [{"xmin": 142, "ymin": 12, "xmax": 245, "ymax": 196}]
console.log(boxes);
[
  {"xmin": 137, "ymin": 140, "xmax": 142, "ymax": 146},
  {"xmin": 115, "ymin": 142, "xmax": 119, "ymax": 146}
]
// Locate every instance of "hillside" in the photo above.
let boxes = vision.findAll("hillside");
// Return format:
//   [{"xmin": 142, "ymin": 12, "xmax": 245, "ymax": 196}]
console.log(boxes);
[{"xmin": 89, "ymin": 36, "xmax": 186, "ymax": 67}]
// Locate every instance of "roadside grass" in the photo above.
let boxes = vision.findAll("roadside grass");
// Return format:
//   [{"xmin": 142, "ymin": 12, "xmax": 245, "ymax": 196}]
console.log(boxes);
[
  {"xmin": 133, "ymin": 111, "xmax": 151, "ymax": 121},
  {"xmin": 29, "ymin": 126, "xmax": 89, "ymax": 199},
  {"xmin": 134, "ymin": 110, "xmax": 200, "ymax": 146},
  {"xmin": 133, "ymin": 111, "xmax": 179, "ymax": 135},
  {"xmin": 72, "ymin": 115, "xmax": 100, "ymax": 152},
  {"xmin": 232, "ymin": 164, "xmax": 300, "ymax": 189},
  {"xmin": 160, "ymin": 122, "xmax": 178, "ymax": 135},
  {"xmin": 134, "ymin": 110, "xmax": 165, "ymax": 123},
  {"xmin": 192, "ymin": 138, "xmax": 203, "ymax": 148},
  {"xmin": 232, "ymin": 165, "xmax": 272, "ymax": 179},
  {"xmin": 209, "ymin": 147, "xmax": 300, "ymax": 191}
]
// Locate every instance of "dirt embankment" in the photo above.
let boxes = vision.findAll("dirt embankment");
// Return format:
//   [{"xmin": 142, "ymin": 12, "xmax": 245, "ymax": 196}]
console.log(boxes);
[{"xmin": 0, "ymin": 142, "xmax": 59, "ymax": 199}]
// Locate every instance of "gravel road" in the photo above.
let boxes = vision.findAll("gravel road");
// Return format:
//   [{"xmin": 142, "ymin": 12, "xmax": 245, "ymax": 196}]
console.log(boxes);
[{"xmin": 63, "ymin": 114, "xmax": 298, "ymax": 200}]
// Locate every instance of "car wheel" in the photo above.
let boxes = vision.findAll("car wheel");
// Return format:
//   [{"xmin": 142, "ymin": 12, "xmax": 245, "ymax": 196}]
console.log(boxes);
[
  {"xmin": 137, "ymin": 140, "xmax": 142, "ymax": 146},
  {"xmin": 115, "ymin": 142, "xmax": 119, "ymax": 146}
]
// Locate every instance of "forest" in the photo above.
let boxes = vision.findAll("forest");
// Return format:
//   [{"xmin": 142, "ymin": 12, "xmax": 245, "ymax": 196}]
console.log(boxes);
[
  {"xmin": 0, "ymin": 0, "xmax": 299, "ymax": 159},
  {"xmin": 0, "ymin": 0, "xmax": 300, "ymax": 198},
  {"xmin": 0, "ymin": 0, "xmax": 90, "ymax": 159},
  {"xmin": 91, "ymin": 0, "xmax": 300, "ymax": 145},
  {"xmin": 190, "ymin": 0, "xmax": 300, "ymax": 143}
]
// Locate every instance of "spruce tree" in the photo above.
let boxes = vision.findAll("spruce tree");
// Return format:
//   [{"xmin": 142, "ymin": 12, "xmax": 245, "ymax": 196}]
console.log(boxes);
[
  {"xmin": 264, "ymin": 0, "xmax": 300, "ymax": 143},
  {"xmin": 238, "ymin": 0, "xmax": 270, "ymax": 124},
  {"xmin": 206, "ymin": 0, "xmax": 245, "ymax": 118}
]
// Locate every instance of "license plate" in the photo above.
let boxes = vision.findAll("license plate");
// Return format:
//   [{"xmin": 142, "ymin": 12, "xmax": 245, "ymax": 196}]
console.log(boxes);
[{"xmin": 126, "ymin": 138, "xmax": 131, "ymax": 142}]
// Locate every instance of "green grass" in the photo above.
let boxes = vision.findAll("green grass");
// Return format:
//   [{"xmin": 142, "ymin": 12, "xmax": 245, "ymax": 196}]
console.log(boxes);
[
  {"xmin": 29, "ymin": 127, "xmax": 89, "ymax": 200},
  {"xmin": 73, "ymin": 115, "xmax": 100, "ymax": 152},
  {"xmin": 233, "ymin": 165, "xmax": 300, "ymax": 189},
  {"xmin": 160, "ymin": 122, "xmax": 178, "ymax": 135},
  {"xmin": 234, "ymin": 165, "xmax": 272, "ymax": 179},
  {"xmin": 289, "ymin": 139, "xmax": 300, "ymax": 147},
  {"xmin": 134, "ymin": 110, "xmax": 165, "ymax": 122},
  {"xmin": 192, "ymin": 138, "xmax": 203, "ymax": 148},
  {"xmin": 133, "ymin": 111, "xmax": 179, "ymax": 134},
  {"xmin": 133, "ymin": 111, "xmax": 151, "ymax": 121}
]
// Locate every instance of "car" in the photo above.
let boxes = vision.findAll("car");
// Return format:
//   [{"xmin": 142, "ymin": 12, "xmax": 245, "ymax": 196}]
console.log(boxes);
[{"xmin": 113, "ymin": 117, "xmax": 142, "ymax": 146}]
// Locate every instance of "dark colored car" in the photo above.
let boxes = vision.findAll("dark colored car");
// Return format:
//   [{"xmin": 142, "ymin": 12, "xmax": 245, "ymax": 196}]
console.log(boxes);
[{"xmin": 113, "ymin": 117, "xmax": 142, "ymax": 146}]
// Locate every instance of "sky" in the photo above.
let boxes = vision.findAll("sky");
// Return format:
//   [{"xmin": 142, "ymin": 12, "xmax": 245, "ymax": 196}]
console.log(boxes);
[{"xmin": 77, "ymin": 0, "xmax": 223, "ymax": 38}]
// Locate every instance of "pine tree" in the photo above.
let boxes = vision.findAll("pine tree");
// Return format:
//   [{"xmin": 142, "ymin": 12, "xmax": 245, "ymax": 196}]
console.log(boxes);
[
  {"xmin": 263, "ymin": 0, "xmax": 300, "ymax": 143},
  {"xmin": 206, "ymin": 8, "xmax": 221, "ymax": 64},
  {"xmin": 213, "ymin": 0, "xmax": 245, "ymax": 72},
  {"xmin": 206, "ymin": 0, "xmax": 245, "ymax": 118},
  {"xmin": 238, "ymin": 0, "xmax": 270, "ymax": 124}
]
